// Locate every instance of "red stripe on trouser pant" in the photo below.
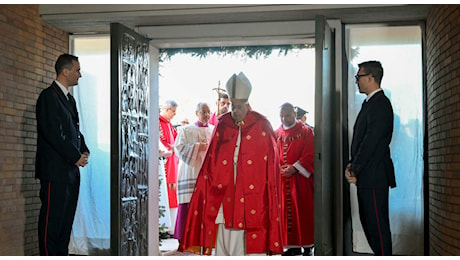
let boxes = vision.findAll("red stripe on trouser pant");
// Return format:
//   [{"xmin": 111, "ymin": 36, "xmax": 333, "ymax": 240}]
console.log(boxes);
[
  {"xmin": 44, "ymin": 182, "xmax": 51, "ymax": 256},
  {"xmin": 372, "ymin": 189, "xmax": 384, "ymax": 256}
]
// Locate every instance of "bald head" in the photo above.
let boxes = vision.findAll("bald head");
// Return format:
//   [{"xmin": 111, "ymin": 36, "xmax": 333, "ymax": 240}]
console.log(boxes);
[{"xmin": 279, "ymin": 102, "xmax": 297, "ymax": 127}]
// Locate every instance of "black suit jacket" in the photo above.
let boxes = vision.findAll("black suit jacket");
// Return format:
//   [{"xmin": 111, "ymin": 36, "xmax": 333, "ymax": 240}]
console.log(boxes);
[
  {"xmin": 35, "ymin": 81, "xmax": 89, "ymax": 183},
  {"xmin": 350, "ymin": 90, "xmax": 396, "ymax": 189}
]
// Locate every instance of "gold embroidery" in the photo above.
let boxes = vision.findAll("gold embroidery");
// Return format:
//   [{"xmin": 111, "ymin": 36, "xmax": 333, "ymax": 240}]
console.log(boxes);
[
  {"xmin": 276, "ymin": 131, "xmax": 305, "ymax": 142},
  {"xmin": 235, "ymin": 120, "xmax": 245, "ymax": 126}
]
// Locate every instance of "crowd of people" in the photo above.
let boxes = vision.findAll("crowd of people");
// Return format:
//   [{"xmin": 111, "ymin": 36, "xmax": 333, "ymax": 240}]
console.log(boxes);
[
  {"xmin": 159, "ymin": 72, "xmax": 316, "ymax": 256},
  {"xmin": 160, "ymin": 60, "xmax": 395, "ymax": 256},
  {"xmin": 35, "ymin": 53, "xmax": 393, "ymax": 256}
]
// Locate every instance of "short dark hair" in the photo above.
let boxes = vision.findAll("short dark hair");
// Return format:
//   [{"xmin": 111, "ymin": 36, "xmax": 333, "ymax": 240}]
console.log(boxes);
[
  {"xmin": 219, "ymin": 93, "xmax": 229, "ymax": 99},
  {"xmin": 358, "ymin": 60, "xmax": 383, "ymax": 85},
  {"xmin": 55, "ymin": 54, "xmax": 79, "ymax": 76}
]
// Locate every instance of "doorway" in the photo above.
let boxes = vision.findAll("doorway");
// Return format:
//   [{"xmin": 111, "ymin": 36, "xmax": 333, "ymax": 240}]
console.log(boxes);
[{"xmin": 68, "ymin": 20, "xmax": 424, "ymax": 256}]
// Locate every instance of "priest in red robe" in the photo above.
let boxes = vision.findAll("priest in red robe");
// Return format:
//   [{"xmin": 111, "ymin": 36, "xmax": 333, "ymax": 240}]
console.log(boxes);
[
  {"xmin": 159, "ymin": 100, "xmax": 179, "ymax": 234},
  {"xmin": 178, "ymin": 72, "xmax": 284, "ymax": 255},
  {"xmin": 275, "ymin": 102, "xmax": 315, "ymax": 256}
]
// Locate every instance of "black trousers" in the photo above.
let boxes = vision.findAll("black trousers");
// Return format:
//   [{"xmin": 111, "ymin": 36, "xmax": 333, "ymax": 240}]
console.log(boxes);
[
  {"xmin": 38, "ymin": 178, "xmax": 80, "ymax": 256},
  {"xmin": 357, "ymin": 187, "xmax": 392, "ymax": 256}
]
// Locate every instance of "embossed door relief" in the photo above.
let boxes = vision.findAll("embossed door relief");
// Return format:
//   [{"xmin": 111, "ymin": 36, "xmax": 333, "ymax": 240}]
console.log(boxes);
[{"xmin": 111, "ymin": 23, "xmax": 150, "ymax": 256}]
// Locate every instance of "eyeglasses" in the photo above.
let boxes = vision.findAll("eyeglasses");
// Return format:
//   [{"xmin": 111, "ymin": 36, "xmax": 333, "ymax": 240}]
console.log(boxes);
[{"xmin": 355, "ymin": 73, "xmax": 370, "ymax": 81}]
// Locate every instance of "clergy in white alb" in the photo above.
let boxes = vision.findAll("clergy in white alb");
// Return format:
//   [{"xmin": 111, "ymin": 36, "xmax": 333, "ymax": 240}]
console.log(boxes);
[{"xmin": 173, "ymin": 102, "xmax": 214, "ymax": 242}]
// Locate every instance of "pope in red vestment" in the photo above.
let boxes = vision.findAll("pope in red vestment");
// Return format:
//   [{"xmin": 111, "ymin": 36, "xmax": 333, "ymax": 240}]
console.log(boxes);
[
  {"xmin": 275, "ymin": 102, "xmax": 314, "ymax": 255},
  {"xmin": 178, "ymin": 72, "xmax": 284, "ymax": 255}
]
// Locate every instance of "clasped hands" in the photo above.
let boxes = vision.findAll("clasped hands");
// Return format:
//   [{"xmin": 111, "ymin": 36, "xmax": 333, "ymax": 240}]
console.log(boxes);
[
  {"xmin": 75, "ymin": 152, "xmax": 90, "ymax": 167},
  {"xmin": 344, "ymin": 163, "xmax": 357, "ymax": 184},
  {"xmin": 280, "ymin": 164, "xmax": 297, "ymax": 178}
]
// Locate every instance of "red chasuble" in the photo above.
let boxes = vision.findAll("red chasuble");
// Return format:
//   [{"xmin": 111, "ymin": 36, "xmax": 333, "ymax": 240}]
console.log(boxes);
[
  {"xmin": 159, "ymin": 115, "xmax": 178, "ymax": 208},
  {"xmin": 178, "ymin": 110, "xmax": 284, "ymax": 255},
  {"xmin": 275, "ymin": 120, "xmax": 314, "ymax": 246}
]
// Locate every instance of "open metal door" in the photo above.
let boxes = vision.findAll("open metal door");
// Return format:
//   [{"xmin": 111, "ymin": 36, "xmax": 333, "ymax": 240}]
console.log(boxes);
[
  {"xmin": 314, "ymin": 15, "xmax": 336, "ymax": 256},
  {"xmin": 110, "ymin": 23, "xmax": 155, "ymax": 256}
]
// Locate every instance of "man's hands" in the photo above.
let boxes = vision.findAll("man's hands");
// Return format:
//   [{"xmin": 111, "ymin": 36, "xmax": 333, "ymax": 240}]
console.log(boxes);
[
  {"xmin": 75, "ymin": 152, "xmax": 90, "ymax": 167},
  {"xmin": 280, "ymin": 164, "xmax": 297, "ymax": 178},
  {"xmin": 345, "ymin": 163, "xmax": 357, "ymax": 184}
]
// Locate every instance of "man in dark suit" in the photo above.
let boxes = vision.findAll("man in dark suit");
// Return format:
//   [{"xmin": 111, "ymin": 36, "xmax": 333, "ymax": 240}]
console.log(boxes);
[
  {"xmin": 35, "ymin": 54, "xmax": 90, "ymax": 255},
  {"xmin": 345, "ymin": 60, "xmax": 396, "ymax": 256}
]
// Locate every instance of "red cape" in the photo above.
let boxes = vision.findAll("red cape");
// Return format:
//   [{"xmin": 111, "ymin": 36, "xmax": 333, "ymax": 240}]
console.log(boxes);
[{"xmin": 179, "ymin": 110, "xmax": 285, "ymax": 255}]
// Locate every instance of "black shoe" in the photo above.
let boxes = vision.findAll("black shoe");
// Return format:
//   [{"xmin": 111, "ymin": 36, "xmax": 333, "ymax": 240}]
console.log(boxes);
[
  {"xmin": 303, "ymin": 246, "xmax": 314, "ymax": 256},
  {"xmin": 159, "ymin": 232, "xmax": 169, "ymax": 239},
  {"xmin": 282, "ymin": 248, "xmax": 302, "ymax": 256}
]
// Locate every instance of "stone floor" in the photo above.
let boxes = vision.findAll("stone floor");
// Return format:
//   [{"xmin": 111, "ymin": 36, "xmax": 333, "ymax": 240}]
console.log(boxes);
[{"xmin": 160, "ymin": 238, "xmax": 196, "ymax": 256}]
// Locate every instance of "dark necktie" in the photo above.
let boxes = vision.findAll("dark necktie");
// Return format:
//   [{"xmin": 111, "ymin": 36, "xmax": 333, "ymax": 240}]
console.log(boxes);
[{"xmin": 67, "ymin": 93, "xmax": 77, "ymax": 113}]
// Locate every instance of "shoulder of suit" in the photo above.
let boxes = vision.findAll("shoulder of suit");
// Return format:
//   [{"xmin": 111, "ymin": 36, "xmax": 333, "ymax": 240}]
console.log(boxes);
[{"xmin": 39, "ymin": 84, "xmax": 59, "ymax": 99}]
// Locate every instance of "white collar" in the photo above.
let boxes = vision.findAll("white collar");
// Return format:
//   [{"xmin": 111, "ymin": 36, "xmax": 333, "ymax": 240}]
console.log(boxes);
[
  {"xmin": 55, "ymin": 80, "xmax": 70, "ymax": 99},
  {"xmin": 366, "ymin": 88, "xmax": 382, "ymax": 102}
]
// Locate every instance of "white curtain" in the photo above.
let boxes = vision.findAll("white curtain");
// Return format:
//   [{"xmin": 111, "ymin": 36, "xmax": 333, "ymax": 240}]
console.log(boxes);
[
  {"xmin": 346, "ymin": 26, "xmax": 424, "ymax": 255},
  {"xmin": 69, "ymin": 36, "xmax": 111, "ymax": 255}
]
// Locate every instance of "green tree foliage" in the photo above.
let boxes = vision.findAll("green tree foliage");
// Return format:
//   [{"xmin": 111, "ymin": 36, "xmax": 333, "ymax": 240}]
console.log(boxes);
[{"xmin": 159, "ymin": 44, "xmax": 314, "ymax": 62}]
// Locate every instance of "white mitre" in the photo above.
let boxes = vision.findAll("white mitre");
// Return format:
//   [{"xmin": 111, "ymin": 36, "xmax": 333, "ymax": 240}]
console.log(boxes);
[{"xmin": 225, "ymin": 72, "xmax": 252, "ymax": 100}]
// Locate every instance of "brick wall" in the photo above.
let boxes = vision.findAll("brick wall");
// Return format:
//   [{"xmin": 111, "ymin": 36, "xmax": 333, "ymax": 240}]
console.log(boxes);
[
  {"xmin": 426, "ymin": 5, "xmax": 460, "ymax": 256},
  {"xmin": 0, "ymin": 4, "xmax": 69, "ymax": 255}
]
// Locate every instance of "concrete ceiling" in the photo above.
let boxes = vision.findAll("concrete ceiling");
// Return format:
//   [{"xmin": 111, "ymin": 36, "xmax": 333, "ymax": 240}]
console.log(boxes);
[{"xmin": 39, "ymin": 4, "xmax": 431, "ymax": 48}]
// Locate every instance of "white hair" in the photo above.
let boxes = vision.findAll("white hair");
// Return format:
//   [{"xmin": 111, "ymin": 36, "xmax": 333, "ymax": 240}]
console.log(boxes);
[{"xmin": 161, "ymin": 100, "xmax": 177, "ymax": 110}]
